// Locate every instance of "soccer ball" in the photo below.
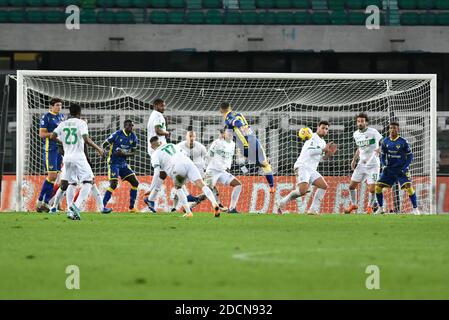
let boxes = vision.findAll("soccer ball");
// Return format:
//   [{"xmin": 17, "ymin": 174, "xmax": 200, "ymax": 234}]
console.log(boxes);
[{"xmin": 298, "ymin": 127, "xmax": 313, "ymax": 141}]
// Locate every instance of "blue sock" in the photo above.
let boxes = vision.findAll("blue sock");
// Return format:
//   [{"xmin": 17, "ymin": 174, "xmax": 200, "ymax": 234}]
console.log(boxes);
[
  {"xmin": 376, "ymin": 192, "xmax": 384, "ymax": 207},
  {"xmin": 265, "ymin": 174, "xmax": 274, "ymax": 188},
  {"xmin": 103, "ymin": 188, "xmax": 113, "ymax": 207},
  {"xmin": 187, "ymin": 194, "xmax": 198, "ymax": 202},
  {"xmin": 129, "ymin": 187, "xmax": 138, "ymax": 209},
  {"xmin": 409, "ymin": 193, "xmax": 417, "ymax": 208},
  {"xmin": 39, "ymin": 179, "xmax": 54, "ymax": 204}
]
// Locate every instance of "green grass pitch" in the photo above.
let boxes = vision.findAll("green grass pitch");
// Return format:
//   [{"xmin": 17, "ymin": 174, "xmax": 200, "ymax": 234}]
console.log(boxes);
[{"xmin": 1, "ymin": 212, "xmax": 449, "ymax": 299}]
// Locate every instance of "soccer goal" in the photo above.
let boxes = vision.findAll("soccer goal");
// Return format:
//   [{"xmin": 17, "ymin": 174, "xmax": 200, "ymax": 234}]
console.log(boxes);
[{"xmin": 15, "ymin": 71, "xmax": 437, "ymax": 214}]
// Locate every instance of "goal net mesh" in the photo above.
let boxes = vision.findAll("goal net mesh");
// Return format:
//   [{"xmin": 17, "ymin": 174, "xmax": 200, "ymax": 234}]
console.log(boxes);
[{"xmin": 18, "ymin": 74, "xmax": 433, "ymax": 214}]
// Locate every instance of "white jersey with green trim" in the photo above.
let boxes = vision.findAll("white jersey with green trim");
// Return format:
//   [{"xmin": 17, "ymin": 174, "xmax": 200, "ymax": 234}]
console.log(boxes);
[
  {"xmin": 151, "ymin": 143, "xmax": 189, "ymax": 176},
  {"xmin": 53, "ymin": 118, "xmax": 88, "ymax": 163},
  {"xmin": 147, "ymin": 110, "xmax": 166, "ymax": 155},
  {"xmin": 353, "ymin": 127, "xmax": 383, "ymax": 167},
  {"xmin": 294, "ymin": 132, "xmax": 326, "ymax": 171}
]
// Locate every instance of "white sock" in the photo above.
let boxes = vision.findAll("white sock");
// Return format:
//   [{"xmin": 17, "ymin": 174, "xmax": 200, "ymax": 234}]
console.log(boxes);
[
  {"xmin": 176, "ymin": 188, "xmax": 191, "ymax": 214},
  {"xmin": 369, "ymin": 192, "xmax": 376, "ymax": 207},
  {"xmin": 279, "ymin": 190, "xmax": 302, "ymax": 208},
  {"xmin": 91, "ymin": 184, "xmax": 104, "ymax": 211},
  {"xmin": 202, "ymin": 185, "xmax": 218, "ymax": 208},
  {"xmin": 350, "ymin": 189, "xmax": 357, "ymax": 205},
  {"xmin": 229, "ymin": 185, "xmax": 242, "ymax": 210},
  {"xmin": 66, "ymin": 184, "xmax": 76, "ymax": 209},
  {"xmin": 50, "ymin": 188, "xmax": 65, "ymax": 209},
  {"xmin": 310, "ymin": 188, "xmax": 326, "ymax": 212},
  {"xmin": 148, "ymin": 189, "xmax": 159, "ymax": 202},
  {"xmin": 75, "ymin": 183, "xmax": 92, "ymax": 210}
]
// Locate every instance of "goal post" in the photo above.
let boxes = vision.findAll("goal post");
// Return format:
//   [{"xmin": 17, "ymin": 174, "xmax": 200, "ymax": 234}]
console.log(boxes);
[{"xmin": 15, "ymin": 71, "xmax": 437, "ymax": 214}]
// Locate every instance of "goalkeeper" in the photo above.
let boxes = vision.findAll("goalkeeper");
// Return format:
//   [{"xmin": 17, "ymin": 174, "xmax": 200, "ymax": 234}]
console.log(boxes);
[
  {"xmin": 219, "ymin": 102, "xmax": 275, "ymax": 193},
  {"xmin": 375, "ymin": 121, "xmax": 419, "ymax": 215}
]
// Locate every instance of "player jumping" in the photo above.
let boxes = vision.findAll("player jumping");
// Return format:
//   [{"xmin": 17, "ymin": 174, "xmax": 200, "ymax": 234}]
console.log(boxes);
[
  {"xmin": 101, "ymin": 120, "xmax": 140, "ymax": 213},
  {"xmin": 375, "ymin": 121, "xmax": 420, "ymax": 215},
  {"xmin": 344, "ymin": 113, "xmax": 383, "ymax": 214},
  {"xmin": 219, "ymin": 102, "xmax": 275, "ymax": 193},
  {"xmin": 51, "ymin": 104, "xmax": 104, "ymax": 220},
  {"xmin": 149, "ymin": 136, "xmax": 220, "ymax": 218},
  {"xmin": 276, "ymin": 121, "xmax": 337, "ymax": 215}
]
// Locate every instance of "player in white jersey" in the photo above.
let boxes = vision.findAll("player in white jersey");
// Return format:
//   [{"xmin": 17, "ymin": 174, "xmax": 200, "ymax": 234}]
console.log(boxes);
[
  {"xmin": 277, "ymin": 121, "xmax": 337, "ymax": 214},
  {"xmin": 205, "ymin": 129, "xmax": 242, "ymax": 213},
  {"xmin": 177, "ymin": 130, "xmax": 207, "ymax": 175},
  {"xmin": 50, "ymin": 104, "xmax": 104, "ymax": 220},
  {"xmin": 144, "ymin": 98, "xmax": 170, "ymax": 212},
  {"xmin": 149, "ymin": 136, "xmax": 220, "ymax": 218},
  {"xmin": 344, "ymin": 113, "xmax": 383, "ymax": 214}
]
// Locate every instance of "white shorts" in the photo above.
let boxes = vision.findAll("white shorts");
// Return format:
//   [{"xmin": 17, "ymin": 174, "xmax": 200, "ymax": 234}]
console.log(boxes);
[
  {"xmin": 295, "ymin": 166, "xmax": 322, "ymax": 185},
  {"xmin": 61, "ymin": 160, "xmax": 94, "ymax": 185},
  {"xmin": 205, "ymin": 169, "xmax": 235, "ymax": 187},
  {"xmin": 171, "ymin": 161, "xmax": 203, "ymax": 187},
  {"xmin": 351, "ymin": 165, "xmax": 380, "ymax": 185}
]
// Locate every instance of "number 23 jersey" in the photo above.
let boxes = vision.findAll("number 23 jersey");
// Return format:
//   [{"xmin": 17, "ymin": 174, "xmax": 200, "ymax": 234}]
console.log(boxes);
[{"xmin": 53, "ymin": 118, "xmax": 89, "ymax": 163}]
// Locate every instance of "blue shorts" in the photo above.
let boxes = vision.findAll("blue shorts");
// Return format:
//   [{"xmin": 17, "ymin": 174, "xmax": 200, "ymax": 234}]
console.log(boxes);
[
  {"xmin": 377, "ymin": 168, "xmax": 412, "ymax": 188},
  {"xmin": 43, "ymin": 149, "xmax": 63, "ymax": 172},
  {"xmin": 108, "ymin": 163, "xmax": 135, "ymax": 180},
  {"xmin": 236, "ymin": 135, "xmax": 268, "ymax": 166}
]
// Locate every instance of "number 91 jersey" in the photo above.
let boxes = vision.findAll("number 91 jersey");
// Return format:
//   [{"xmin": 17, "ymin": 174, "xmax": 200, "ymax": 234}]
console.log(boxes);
[{"xmin": 53, "ymin": 118, "xmax": 89, "ymax": 163}]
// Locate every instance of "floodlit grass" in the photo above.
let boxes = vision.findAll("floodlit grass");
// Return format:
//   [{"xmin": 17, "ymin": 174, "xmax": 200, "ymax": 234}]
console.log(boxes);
[{"xmin": 0, "ymin": 212, "xmax": 448, "ymax": 299}]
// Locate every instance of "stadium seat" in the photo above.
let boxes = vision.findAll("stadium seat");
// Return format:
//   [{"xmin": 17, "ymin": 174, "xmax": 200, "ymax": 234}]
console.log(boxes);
[
  {"xmin": 366, "ymin": 0, "xmax": 382, "ymax": 7},
  {"xmin": 293, "ymin": 10, "xmax": 310, "ymax": 24},
  {"xmin": 398, "ymin": 0, "xmax": 417, "ymax": 10},
  {"xmin": 168, "ymin": 0, "xmax": 184, "ymax": 8},
  {"xmin": 311, "ymin": 0, "xmax": 327, "ymax": 10},
  {"xmin": 419, "ymin": 12, "xmax": 436, "ymax": 25},
  {"xmin": 116, "ymin": 0, "xmax": 132, "ymax": 7},
  {"xmin": 44, "ymin": 10, "xmax": 64, "ymax": 23},
  {"xmin": 97, "ymin": 10, "xmax": 115, "ymax": 23},
  {"xmin": 9, "ymin": 10, "xmax": 26, "ymax": 22},
  {"xmin": 291, "ymin": 0, "xmax": 308, "ymax": 9},
  {"xmin": 348, "ymin": 11, "xmax": 365, "ymax": 25},
  {"xmin": 256, "ymin": 0, "xmax": 274, "ymax": 9},
  {"xmin": 97, "ymin": 0, "xmax": 114, "ymax": 6},
  {"xmin": 258, "ymin": 11, "xmax": 275, "ymax": 24},
  {"xmin": 239, "ymin": 0, "xmax": 256, "ymax": 9},
  {"xmin": 26, "ymin": 10, "xmax": 45, "ymax": 23},
  {"xmin": 275, "ymin": 11, "xmax": 293, "ymax": 24},
  {"xmin": 0, "ymin": 0, "xmax": 8, "ymax": 6},
  {"xmin": 275, "ymin": 0, "xmax": 291, "ymax": 9},
  {"xmin": 186, "ymin": 0, "xmax": 202, "ymax": 9},
  {"xmin": 330, "ymin": 10, "xmax": 348, "ymax": 25},
  {"xmin": 63, "ymin": 0, "xmax": 81, "ymax": 6},
  {"xmin": 186, "ymin": 10, "xmax": 204, "ymax": 23},
  {"xmin": 44, "ymin": 0, "xmax": 62, "ymax": 6},
  {"xmin": 132, "ymin": 0, "xmax": 151, "ymax": 7},
  {"xmin": 327, "ymin": 0, "xmax": 344, "ymax": 10},
  {"xmin": 80, "ymin": 9, "xmax": 97, "ymax": 23},
  {"xmin": 435, "ymin": 0, "xmax": 449, "ymax": 9},
  {"xmin": 0, "ymin": 11, "xmax": 8, "ymax": 23},
  {"xmin": 240, "ymin": 11, "xmax": 258, "ymax": 24},
  {"xmin": 400, "ymin": 12, "xmax": 419, "ymax": 25},
  {"xmin": 437, "ymin": 12, "xmax": 449, "ymax": 25},
  {"xmin": 26, "ymin": 0, "xmax": 45, "ymax": 6},
  {"xmin": 346, "ymin": 0, "xmax": 364, "ymax": 9},
  {"xmin": 205, "ymin": 9, "xmax": 223, "ymax": 24},
  {"xmin": 81, "ymin": 0, "xmax": 97, "ymax": 8},
  {"xmin": 8, "ymin": 0, "xmax": 26, "ymax": 6},
  {"xmin": 417, "ymin": 0, "xmax": 433, "ymax": 9},
  {"xmin": 311, "ymin": 11, "xmax": 329, "ymax": 24},
  {"xmin": 149, "ymin": 10, "xmax": 168, "ymax": 23},
  {"xmin": 168, "ymin": 10, "xmax": 184, "ymax": 23},
  {"xmin": 224, "ymin": 10, "xmax": 240, "ymax": 23},
  {"xmin": 150, "ymin": 0, "xmax": 168, "ymax": 8},
  {"xmin": 115, "ymin": 10, "xmax": 134, "ymax": 23},
  {"xmin": 203, "ymin": 0, "xmax": 221, "ymax": 8}
]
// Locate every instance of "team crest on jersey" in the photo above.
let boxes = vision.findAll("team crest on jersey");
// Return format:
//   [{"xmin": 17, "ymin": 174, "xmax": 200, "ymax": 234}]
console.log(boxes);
[
  {"xmin": 49, "ymin": 165, "xmax": 53, "ymax": 169},
  {"xmin": 396, "ymin": 145, "xmax": 401, "ymax": 149}
]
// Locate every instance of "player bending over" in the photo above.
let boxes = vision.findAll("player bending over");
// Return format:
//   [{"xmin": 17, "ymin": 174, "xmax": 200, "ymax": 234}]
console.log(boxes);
[
  {"xmin": 375, "ymin": 121, "xmax": 419, "ymax": 215},
  {"xmin": 344, "ymin": 113, "xmax": 383, "ymax": 214},
  {"xmin": 204, "ymin": 129, "xmax": 242, "ymax": 213},
  {"xmin": 150, "ymin": 136, "xmax": 220, "ymax": 218},
  {"xmin": 143, "ymin": 98, "xmax": 170, "ymax": 212},
  {"xmin": 219, "ymin": 102, "xmax": 275, "ymax": 193},
  {"xmin": 276, "ymin": 121, "xmax": 337, "ymax": 215},
  {"xmin": 36, "ymin": 98, "xmax": 65, "ymax": 212},
  {"xmin": 101, "ymin": 119, "xmax": 140, "ymax": 213},
  {"xmin": 51, "ymin": 104, "xmax": 104, "ymax": 220}
]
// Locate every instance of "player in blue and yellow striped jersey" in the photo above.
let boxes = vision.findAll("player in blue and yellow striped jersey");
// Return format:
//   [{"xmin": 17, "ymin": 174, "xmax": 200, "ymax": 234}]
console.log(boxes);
[
  {"xmin": 101, "ymin": 120, "xmax": 140, "ymax": 213},
  {"xmin": 375, "ymin": 121, "xmax": 419, "ymax": 215},
  {"xmin": 219, "ymin": 102, "xmax": 275, "ymax": 193},
  {"xmin": 37, "ymin": 98, "xmax": 65, "ymax": 212}
]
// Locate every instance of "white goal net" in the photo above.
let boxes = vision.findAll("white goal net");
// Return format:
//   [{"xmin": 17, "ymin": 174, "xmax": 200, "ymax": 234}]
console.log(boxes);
[{"xmin": 15, "ymin": 71, "xmax": 437, "ymax": 214}]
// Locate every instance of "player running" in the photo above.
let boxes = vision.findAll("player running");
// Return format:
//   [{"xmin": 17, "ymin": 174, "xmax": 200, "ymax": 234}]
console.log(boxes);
[
  {"xmin": 276, "ymin": 121, "xmax": 337, "ymax": 215},
  {"xmin": 344, "ymin": 113, "xmax": 383, "ymax": 214},
  {"xmin": 36, "ymin": 98, "xmax": 65, "ymax": 212},
  {"xmin": 219, "ymin": 102, "xmax": 275, "ymax": 193},
  {"xmin": 143, "ymin": 98, "xmax": 170, "ymax": 212},
  {"xmin": 149, "ymin": 136, "xmax": 220, "ymax": 218},
  {"xmin": 375, "ymin": 121, "xmax": 420, "ymax": 215},
  {"xmin": 101, "ymin": 120, "xmax": 140, "ymax": 213},
  {"xmin": 50, "ymin": 104, "xmax": 104, "ymax": 220},
  {"xmin": 205, "ymin": 129, "xmax": 242, "ymax": 213}
]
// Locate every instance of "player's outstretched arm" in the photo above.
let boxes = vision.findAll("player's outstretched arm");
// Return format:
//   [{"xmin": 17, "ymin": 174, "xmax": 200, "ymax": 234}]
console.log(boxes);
[
  {"xmin": 83, "ymin": 135, "xmax": 104, "ymax": 157},
  {"xmin": 323, "ymin": 142, "xmax": 337, "ymax": 160}
]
